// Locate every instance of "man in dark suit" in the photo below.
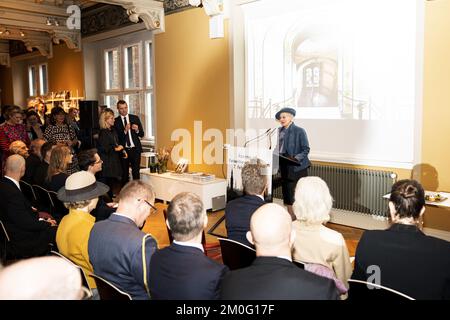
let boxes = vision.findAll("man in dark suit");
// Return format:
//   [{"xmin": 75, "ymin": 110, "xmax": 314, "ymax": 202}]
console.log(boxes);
[
  {"xmin": 88, "ymin": 180, "xmax": 157, "ymax": 300},
  {"xmin": 221, "ymin": 203, "xmax": 338, "ymax": 300},
  {"xmin": 149, "ymin": 193, "xmax": 228, "ymax": 299},
  {"xmin": 274, "ymin": 107, "xmax": 310, "ymax": 220},
  {"xmin": 225, "ymin": 159, "xmax": 267, "ymax": 247},
  {"xmin": 32, "ymin": 141, "xmax": 54, "ymax": 187},
  {"xmin": 23, "ymin": 139, "xmax": 45, "ymax": 183},
  {"xmin": 114, "ymin": 100, "xmax": 144, "ymax": 185},
  {"xmin": 0, "ymin": 155, "xmax": 57, "ymax": 258}
]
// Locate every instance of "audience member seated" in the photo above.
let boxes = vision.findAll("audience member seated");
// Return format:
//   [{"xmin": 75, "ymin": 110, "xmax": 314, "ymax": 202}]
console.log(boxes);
[
  {"xmin": 8, "ymin": 140, "xmax": 29, "ymax": 158},
  {"xmin": 78, "ymin": 149, "xmax": 116, "ymax": 222},
  {"xmin": 352, "ymin": 179, "xmax": 450, "ymax": 300},
  {"xmin": 149, "ymin": 192, "xmax": 229, "ymax": 299},
  {"xmin": 225, "ymin": 159, "xmax": 267, "ymax": 247},
  {"xmin": 46, "ymin": 145, "xmax": 73, "ymax": 192},
  {"xmin": 88, "ymin": 180, "xmax": 158, "ymax": 300},
  {"xmin": 32, "ymin": 141, "xmax": 55, "ymax": 186},
  {"xmin": 220, "ymin": 203, "xmax": 339, "ymax": 300},
  {"xmin": 0, "ymin": 256, "xmax": 83, "ymax": 300},
  {"xmin": 23, "ymin": 138, "xmax": 45, "ymax": 183},
  {"xmin": 291, "ymin": 177, "xmax": 352, "ymax": 297},
  {"xmin": 56, "ymin": 171, "xmax": 109, "ymax": 297},
  {"xmin": 0, "ymin": 155, "xmax": 57, "ymax": 258}
]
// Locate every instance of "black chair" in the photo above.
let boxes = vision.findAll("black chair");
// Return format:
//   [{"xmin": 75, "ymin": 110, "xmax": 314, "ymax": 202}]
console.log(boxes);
[
  {"xmin": 0, "ymin": 220, "xmax": 10, "ymax": 265},
  {"xmin": 33, "ymin": 184, "xmax": 53, "ymax": 213},
  {"xmin": 89, "ymin": 274, "xmax": 132, "ymax": 300},
  {"xmin": 19, "ymin": 180, "xmax": 37, "ymax": 204},
  {"xmin": 50, "ymin": 251, "xmax": 93, "ymax": 299},
  {"xmin": 48, "ymin": 191, "xmax": 69, "ymax": 221},
  {"xmin": 347, "ymin": 279, "xmax": 415, "ymax": 300},
  {"xmin": 218, "ymin": 237, "xmax": 256, "ymax": 270}
]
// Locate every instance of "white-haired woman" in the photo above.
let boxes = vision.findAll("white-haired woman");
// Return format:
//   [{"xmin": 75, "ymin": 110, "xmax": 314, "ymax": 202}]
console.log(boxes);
[{"xmin": 291, "ymin": 176, "xmax": 352, "ymax": 296}]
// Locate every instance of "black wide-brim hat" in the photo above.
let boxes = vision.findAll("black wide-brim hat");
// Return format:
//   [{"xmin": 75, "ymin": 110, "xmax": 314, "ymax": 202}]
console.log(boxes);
[
  {"xmin": 57, "ymin": 171, "xmax": 109, "ymax": 202},
  {"xmin": 275, "ymin": 107, "xmax": 296, "ymax": 120}
]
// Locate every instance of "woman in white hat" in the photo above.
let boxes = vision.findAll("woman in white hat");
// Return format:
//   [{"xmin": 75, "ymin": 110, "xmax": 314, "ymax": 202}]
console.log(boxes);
[{"xmin": 55, "ymin": 171, "xmax": 109, "ymax": 298}]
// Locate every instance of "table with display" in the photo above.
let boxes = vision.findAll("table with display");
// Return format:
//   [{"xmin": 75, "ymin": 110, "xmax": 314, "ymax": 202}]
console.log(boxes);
[{"xmin": 140, "ymin": 170, "xmax": 227, "ymax": 211}]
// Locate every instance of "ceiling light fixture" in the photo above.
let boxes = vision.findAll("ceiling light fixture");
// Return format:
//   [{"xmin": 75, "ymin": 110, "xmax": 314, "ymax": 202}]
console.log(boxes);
[
  {"xmin": 46, "ymin": 17, "xmax": 52, "ymax": 26},
  {"xmin": 20, "ymin": 31, "xmax": 25, "ymax": 37},
  {"xmin": 4, "ymin": 30, "xmax": 10, "ymax": 36},
  {"xmin": 54, "ymin": 19, "xmax": 60, "ymax": 27}
]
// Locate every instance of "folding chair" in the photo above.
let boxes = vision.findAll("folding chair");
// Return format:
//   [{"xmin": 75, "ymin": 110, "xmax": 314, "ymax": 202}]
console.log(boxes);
[
  {"xmin": 347, "ymin": 278, "xmax": 415, "ymax": 300},
  {"xmin": 89, "ymin": 274, "xmax": 132, "ymax": 300},
  {"xmin": 218, "ymin": 237, "xmax": 256, "ymax": 270}
]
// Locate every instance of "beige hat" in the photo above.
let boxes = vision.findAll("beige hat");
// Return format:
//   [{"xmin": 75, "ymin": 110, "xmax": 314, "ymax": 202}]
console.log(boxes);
[{"xmin": 57, "ymin": 171, "xmax": 109, "ymax": 202}]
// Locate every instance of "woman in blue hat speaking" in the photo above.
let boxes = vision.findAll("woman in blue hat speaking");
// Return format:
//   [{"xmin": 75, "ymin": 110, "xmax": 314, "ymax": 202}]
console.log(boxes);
[{"xmin": 275, "ymin": 107, "xmax": 310, "ymax": 220}]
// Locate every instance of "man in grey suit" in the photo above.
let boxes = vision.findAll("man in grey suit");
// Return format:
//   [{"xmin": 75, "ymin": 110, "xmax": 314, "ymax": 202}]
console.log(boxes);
[
  {"xmin": 88, "ymin": 180, "xmax": 158, "ymax": 299},
  {"xmin": 220, "ymin": 203, "xmax": 338, "ymax": 300}
]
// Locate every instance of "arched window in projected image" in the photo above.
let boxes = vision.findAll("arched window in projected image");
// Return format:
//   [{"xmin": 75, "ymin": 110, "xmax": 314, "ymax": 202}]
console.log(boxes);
[{"xmin": 292, "ymin": 37, "xmax": 338, "ymax": 108}]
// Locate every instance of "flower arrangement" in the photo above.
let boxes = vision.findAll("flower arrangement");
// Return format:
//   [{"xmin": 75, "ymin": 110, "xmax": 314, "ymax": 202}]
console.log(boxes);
[{"xmin": 156, "ymin": 146, "xmax": 172, "ymax": 173}]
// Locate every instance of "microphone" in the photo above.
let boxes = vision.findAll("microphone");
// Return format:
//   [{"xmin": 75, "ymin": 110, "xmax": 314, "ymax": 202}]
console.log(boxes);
[{"xmin": 244, "ymin": 128, "xmax": 272, "ymax": 147}]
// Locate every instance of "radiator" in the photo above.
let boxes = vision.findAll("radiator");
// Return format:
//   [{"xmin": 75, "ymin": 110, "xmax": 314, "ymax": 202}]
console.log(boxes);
[{"xmin": 273, "ymin": 164, "xmax": 396, "ymax": 217}]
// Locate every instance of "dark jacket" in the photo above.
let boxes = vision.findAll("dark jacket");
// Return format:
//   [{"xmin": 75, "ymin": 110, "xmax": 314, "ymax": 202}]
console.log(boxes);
[
  {"xmin": 277, "ymin": 122, "xmax": 310, "ymax": 178},
  {"xmin": 0, "ymin": 177, "xmax": 56, "ymax": 257},
  {"xmin": 114, "ymin": 114, "xmax": 144, "ymax": 153},
  {"xmin": 221, "ymin": 256, "xmax": 339, "ymax": 300},
  {"xmin": 149, "ymin": 243, "xmax": 229, "ymax": 300},
  {"xmin": 23, "ymin": 154, "xmax": 41, "ymax": 183},
  {"xmin": 97, "ymin": 128, "xmax": 122, "ymax": 179},
  {"xmin": 88, "ymin": 214, "xmax": 158, "ymax": 300},
  {"xmin": 32, "ymin": 161, "xmax": 49, "ymax": 187},
  {"xmin": 352, "ymin": 223, "xmax": 450, "ymax": 300},
  {"xmin": 225, "ymin": 195, "xmax": 265, "ymax": 247}
]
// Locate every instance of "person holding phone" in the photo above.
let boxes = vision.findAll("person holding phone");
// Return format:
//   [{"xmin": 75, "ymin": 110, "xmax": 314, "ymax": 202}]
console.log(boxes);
[{"xmin": 114, "ymin": 100, "xmax": 144, "ymax": 186}]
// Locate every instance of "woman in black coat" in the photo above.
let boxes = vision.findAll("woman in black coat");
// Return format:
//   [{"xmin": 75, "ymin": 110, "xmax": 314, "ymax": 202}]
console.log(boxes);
[{"xmin": 97, "ymin": 111, "xmax": 124, "ymax": 195}]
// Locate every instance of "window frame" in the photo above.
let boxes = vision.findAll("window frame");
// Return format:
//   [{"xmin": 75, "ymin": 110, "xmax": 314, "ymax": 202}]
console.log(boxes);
[
  {"xmin": 101, "ymin": 39, "xmax": 155, "ymax": 143},
  {"xmin": 28, "ymin": 62, "xmax": 48, "ymax": 97}
]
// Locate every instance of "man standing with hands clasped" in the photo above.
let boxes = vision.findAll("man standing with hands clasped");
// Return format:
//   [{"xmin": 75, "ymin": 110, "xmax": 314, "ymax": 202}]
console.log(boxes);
[{"xmin": 115, "ymin": 100, "xmax": 144, "ymax": 185}]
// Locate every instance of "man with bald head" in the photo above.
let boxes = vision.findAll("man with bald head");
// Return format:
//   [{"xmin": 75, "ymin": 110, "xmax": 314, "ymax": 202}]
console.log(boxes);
[
  {"xmin": 0, "ymin": 256, "xmax": 83, "ymax": 300},
  {"xmin": 0, "ymin": 155, "xmax": 57, "ymax": 258},
  {"xmin": 220, "ymin": 203, "xmax": 338, "ymax": 300}
]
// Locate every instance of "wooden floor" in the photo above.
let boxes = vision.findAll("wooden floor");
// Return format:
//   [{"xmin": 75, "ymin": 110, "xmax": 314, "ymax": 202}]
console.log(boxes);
[{"xmin": 142, "ymin": 202, "xmax": 365, "ymax": 258}]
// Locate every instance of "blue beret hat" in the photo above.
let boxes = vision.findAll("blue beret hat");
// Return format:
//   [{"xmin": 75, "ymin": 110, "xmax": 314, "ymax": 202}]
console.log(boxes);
[{"xmin": 275, "ymin": 107, "xmax": 296, "ymax": 120}]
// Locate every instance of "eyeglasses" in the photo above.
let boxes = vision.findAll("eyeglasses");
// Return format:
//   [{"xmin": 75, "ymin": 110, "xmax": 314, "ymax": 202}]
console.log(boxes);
[{"xmin": 138, "ymin": 199, "xmax": 157, "ymax": 214}]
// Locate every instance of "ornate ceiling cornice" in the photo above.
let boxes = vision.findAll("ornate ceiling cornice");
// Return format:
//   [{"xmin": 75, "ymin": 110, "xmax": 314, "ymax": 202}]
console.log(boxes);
[{"xmin": 94, "ymin": 0, "xmax": 165, "ymax": 31}]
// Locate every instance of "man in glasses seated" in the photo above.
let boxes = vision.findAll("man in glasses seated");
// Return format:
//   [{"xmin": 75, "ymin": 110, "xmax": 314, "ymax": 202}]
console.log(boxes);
[{"xmin": 88, "ymin": 180, "xmax": 158, "ymax": 300}]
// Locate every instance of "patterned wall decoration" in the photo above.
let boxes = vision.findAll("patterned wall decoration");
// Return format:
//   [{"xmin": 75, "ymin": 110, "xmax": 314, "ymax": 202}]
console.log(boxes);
[
  {"xmin": 164, "ymin": 0, "xmax": 192, "ymax": 14},
  {"xmin": 81, "ymin": 4, "xmax": 133, "ymax": 37},
  {"xmin": 81, "ymin": 1, "xmax": 193, "ymax": 37}
]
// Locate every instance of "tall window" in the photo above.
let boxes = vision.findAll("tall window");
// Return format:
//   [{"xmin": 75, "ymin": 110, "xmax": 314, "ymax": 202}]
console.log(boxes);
[
  {"xmin": 103, "ymin": 41, "xmax": 155, "ymax": 141},
  {"xmin": 28, "ymin": 63, "xmax": 48, "ymax": 97}
]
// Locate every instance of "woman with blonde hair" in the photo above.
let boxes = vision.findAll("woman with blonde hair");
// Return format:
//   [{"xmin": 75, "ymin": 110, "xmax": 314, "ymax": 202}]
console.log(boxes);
[
  {"xmin": 292, "ymin": 176, "xmax": 352, "ymax": 296},
  {"xmin": 97, "ymin": 111, "xmax": 124, "ymax": 196},
  {"xmin": 47, "ymin": 145, "xmax": 73, "ymax": 193}
]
